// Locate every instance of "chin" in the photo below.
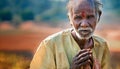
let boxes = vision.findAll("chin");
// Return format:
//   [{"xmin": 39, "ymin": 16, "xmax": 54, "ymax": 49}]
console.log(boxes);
[
  {"xmin": 74, "ymin": 28, "xmax": 94, "ymax": 40},
  {"xmin": 74, "ymin": 28, "xmax": 93, "ymax": 40},
  {"xmin": 76, "ymin": 32, "xmax": 92, "ymax": 40}
]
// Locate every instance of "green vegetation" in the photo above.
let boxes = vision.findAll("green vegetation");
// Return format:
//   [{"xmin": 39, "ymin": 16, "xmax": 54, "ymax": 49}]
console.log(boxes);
[
  {"xmin": 0, "ymin": 51, "xmax": 32, "ymax": 69},
  {"xmin": 0, "ymin": 10, "xmax": 12, "ymax": 21},
  {"xmin": 0, "ymin": 0, "xmax": 120, "ymax": 26},
  {"xmin": 0, "ymin": 0, "xmax": 68, "ymax": 26}
]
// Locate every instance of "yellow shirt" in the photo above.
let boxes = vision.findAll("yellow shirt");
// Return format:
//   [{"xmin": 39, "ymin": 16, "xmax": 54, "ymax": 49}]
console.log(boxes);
[{"xmin": 30, "ymin": 29, "xmax": 111, "ymax": 69}]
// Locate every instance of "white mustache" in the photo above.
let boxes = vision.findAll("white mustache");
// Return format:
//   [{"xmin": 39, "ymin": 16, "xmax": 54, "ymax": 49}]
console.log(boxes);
[{"xmin": 78, "ymin": 27, "xmax": 93, "ymax": 32}]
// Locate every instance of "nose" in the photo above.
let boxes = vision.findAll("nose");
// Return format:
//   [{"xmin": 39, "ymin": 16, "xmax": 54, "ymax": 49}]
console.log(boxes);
[{"xmin": 80, "ymin": 20, "xmax": 89, "ymax": 28}]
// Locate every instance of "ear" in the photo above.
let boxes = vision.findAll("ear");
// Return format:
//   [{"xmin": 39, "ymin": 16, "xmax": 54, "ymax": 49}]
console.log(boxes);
[
  {"xmin": 67, "ymin": 13, "xmax": 73, "ymax": 25},
  {"xmin": 98, "ymin": 10, "xmax": 102, "ymax": 22}
]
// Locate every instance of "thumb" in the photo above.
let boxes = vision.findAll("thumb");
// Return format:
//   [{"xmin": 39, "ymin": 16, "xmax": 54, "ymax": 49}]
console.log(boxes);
[{"xmin": 93, "ymin": 58, "xmax": 101, "ymax": 69}]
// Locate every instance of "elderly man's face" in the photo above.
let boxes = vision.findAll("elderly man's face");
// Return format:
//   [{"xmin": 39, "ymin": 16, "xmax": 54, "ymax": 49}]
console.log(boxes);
[{"xmin": 69, "ymin": 0, "xmax": 98, "ymax": 39}]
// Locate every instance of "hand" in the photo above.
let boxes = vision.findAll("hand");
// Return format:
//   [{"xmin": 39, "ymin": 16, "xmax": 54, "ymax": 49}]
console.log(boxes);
[
  {"xmin": 93, "ymin": 58, "xmax": 101, "ymax": 69},
  {"xmin": 70, "ymin": 49, "xmax": 93, "ymax": 69}
]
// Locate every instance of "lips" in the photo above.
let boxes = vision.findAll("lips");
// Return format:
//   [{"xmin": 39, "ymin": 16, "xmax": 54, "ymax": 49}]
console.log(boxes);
[{"xmin": 79, "ymin": 30, "xmax": 91, "ymax": 35}]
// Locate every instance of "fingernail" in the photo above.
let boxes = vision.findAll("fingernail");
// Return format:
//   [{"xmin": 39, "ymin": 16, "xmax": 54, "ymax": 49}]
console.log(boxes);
[
  {"xmin": 90, "ymin": 50, "xmax": 92, "ymax": 53},
  {"xmin": 89, "ymin": 54, "xmax": 92, "ymax": 57},
  {"xmin": 87, "ymin": 48, "xmax": 90, "ymax": 51}
]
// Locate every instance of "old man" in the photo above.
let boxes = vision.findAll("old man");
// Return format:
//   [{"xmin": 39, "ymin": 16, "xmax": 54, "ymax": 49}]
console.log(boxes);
[{"xmin": 30, "ymin": 0, "xmax": 111, "ymax": 69}]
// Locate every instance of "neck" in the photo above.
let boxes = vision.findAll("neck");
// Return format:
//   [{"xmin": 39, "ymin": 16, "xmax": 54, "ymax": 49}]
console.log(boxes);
[{"xmin": 71, "ymin": 30, "xmax": 93, "ymax": 49}]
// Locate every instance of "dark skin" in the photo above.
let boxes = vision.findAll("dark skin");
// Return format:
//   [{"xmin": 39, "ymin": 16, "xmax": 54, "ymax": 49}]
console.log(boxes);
[
  {"xmin": 71, "ymin": 31, "xmax": 94, "ymax": 69},
  {"xmin": 71, "ymin": 30, "xmax": 94, "ymax": 49},
  {"xmin": 69, "ymin": 0, "xmax": 101, "ymax": 69}
]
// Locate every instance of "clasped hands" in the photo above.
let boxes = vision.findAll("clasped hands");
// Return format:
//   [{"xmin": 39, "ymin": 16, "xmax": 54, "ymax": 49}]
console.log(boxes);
[{"xmin": 70, "ymin": 49, "xmax": 93, "ymax": 69}]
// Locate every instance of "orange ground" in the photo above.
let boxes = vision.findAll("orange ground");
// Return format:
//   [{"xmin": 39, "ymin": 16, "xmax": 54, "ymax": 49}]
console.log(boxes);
[
  {"xmin": 0, "ymin": 22, "xmax": 120, "ymax": 53},
  {"xmin": 0, "ymin": 24, "xmax": 61, "ymax": 53}
]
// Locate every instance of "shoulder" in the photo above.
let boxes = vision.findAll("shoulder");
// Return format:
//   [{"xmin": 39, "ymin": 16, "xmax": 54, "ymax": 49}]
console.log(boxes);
[
  {"xmin": 93, "ymin": 35, "xmax": 107, "ymax": 43},
  {"xmin": 92, "ymin": 35, "xmax": 108, "ymax": 47},
  {"xmin": 39, "ymin": 28, "xmax": 72, "ymax": 51},
  {"xmin": 43, "ymin": 28, "xmax": 72, "ymax": 44},
  {"xmin": 92, "ymin": 35, "xmax": 110, "ymax": 54}
]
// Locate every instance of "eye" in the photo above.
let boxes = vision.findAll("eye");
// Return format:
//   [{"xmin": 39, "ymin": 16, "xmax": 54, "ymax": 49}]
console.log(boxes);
[
  {"xmin": 87, "ymin": 15, "xmax": 95, "ymax": 19},
  {"xmin": 74, "ymin": 15, "xmax": 82, "ymax": 20}
]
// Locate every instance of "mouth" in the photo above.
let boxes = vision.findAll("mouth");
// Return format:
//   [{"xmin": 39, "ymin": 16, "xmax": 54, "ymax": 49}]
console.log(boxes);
[
  {"xmin": 74, "ymin": 27, "xmax": 93, "ymax": 39},
  {"xmin": 79, "ymin": 30, "xmax": 91, "ymax": 35}
]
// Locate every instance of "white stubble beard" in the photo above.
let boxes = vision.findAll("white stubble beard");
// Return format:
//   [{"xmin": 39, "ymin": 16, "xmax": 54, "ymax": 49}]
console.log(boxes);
[{"xmin": 73, "ymin": 27, "xmax": 94, "ymax": 40}]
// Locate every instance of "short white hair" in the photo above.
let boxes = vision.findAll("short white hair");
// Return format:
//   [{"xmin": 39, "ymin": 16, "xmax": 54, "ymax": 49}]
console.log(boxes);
[{"xmin": 67, "ymin": 0, "xmax": 103, "ymax": 14}]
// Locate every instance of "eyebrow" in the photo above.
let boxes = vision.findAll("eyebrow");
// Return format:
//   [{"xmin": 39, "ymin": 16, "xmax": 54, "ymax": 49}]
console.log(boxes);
[{"xmin": 73, "ymin": 9, "xmax": 94, "ymax": 14}]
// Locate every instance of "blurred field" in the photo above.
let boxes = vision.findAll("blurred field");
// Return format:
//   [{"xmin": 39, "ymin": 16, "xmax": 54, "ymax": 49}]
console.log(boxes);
[{"xmin": 0, "ymin": 22, "xmax": 120, "ymax": 69}]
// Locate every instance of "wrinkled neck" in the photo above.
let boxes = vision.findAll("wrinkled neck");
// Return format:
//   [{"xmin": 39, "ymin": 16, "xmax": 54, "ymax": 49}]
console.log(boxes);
[{"xmin": 71, "ymin": 30, "xmax": 93, "ymax": 49}]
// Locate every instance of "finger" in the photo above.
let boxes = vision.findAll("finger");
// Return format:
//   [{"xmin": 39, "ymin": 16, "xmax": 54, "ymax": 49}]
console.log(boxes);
[
  {"xmin": 75, "ymin": 49, "xmax": 91, "ymax": 57},
  {"xmin": 76, "ymin": 50, "xmax": 92, "ymax": 60},
  {"xmin": 89, "ymin": 54, "xmax": 94, "ymax": 64},
  {"xmin": 88, "ymin": 59, "xmax": 93, "ymax": 68},
  {"xmin": 88, "ymin": 59, "xmax": 91, "ymax": 63},
  {"xmin": 75, "ymin": 54, "xmax": 90, "ymax": 64},
  {"xmin": 77, "ymin": 60, "xmax": 89, "ymax": 67},
  {"xmin": 75, "ymin": 49, "xmax": 88, "ymax": 57},
  {"xmin": 85, "ymin": 50, "xmax": 93, "ymax": 63},
  {"xmin": 87, "ymin": 48, "xmax": 91, "ymax": 51},
  {"xmin": 88, "ymin": 59, "xmax": 92, "ymax": 65}
]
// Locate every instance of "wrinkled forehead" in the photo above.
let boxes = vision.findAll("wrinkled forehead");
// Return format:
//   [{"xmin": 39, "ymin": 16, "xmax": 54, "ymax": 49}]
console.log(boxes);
[{"xmin": 72, "ymin": 0, "xmax": 96, "ymax": 14}]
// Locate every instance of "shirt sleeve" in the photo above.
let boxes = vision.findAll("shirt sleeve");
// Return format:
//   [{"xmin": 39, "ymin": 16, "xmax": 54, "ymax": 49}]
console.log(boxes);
[
  {"xmin": 101, "ymin": 42, "xmax": 112, "ymax": 69},
  {"xmin": 30, "ymin": 40, "xmax": 56, "ymax": 69}
]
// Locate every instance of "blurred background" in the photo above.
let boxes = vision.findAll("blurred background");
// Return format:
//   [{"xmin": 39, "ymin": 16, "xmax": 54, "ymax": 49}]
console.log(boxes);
[{"xmin": 0, "ymin": 0, "xmax": 120, "ymax": 69}]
